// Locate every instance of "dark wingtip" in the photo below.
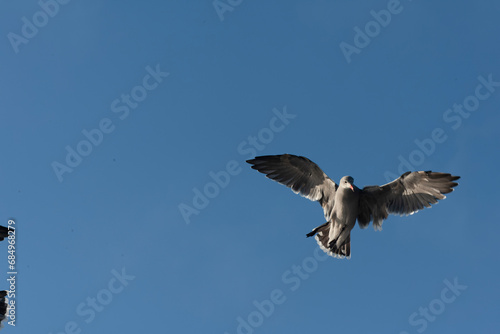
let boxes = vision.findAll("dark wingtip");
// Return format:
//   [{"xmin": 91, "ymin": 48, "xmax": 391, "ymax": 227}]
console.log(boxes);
[{"xmin": 246, "ymin": 157, "xmax": 263, "ymax": 166}]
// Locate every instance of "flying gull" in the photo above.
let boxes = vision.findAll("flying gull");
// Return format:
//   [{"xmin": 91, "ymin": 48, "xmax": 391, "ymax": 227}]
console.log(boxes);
[{"xmin": 246, "ymin": 154, "xmax": 460, "ymax": 259}]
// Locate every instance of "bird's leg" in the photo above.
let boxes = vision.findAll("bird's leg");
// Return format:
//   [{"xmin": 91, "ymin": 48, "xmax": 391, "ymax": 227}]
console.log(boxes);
[
  {"xmin": 306, "ymin": 222, "xmax": 328, "ymax": 238},
  {"xmin": 328, "ymin": 225, "xmax": 346, "ymax": 252},
  {"xmin": 328, "ymin": 239, "xmax": 338, "ymax": 251}
]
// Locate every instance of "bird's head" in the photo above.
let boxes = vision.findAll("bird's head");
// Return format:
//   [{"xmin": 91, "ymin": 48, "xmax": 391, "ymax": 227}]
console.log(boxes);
[{"xmin": 340, "ymin": 176, "xmax": 354, "ymax": 192}]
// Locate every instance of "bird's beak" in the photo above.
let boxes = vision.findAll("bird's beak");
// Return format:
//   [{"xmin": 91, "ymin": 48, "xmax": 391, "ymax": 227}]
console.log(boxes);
[{"xmin": 349, "ymin": 184, "xmax": 354, "ymax": 192}]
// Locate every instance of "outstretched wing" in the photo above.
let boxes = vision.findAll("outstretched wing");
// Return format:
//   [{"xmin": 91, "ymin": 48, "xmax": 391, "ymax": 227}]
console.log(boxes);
[
  {"xmin": 358, "ymin": 171, "xmax": 460, "ymax": 230},
  {"xmin": 0, "ymin": 226, "xmax": 8, "ymax": 242},
  {"xmin": 246, "ymin": 154, "xmax": 337, "ymax": 220}
]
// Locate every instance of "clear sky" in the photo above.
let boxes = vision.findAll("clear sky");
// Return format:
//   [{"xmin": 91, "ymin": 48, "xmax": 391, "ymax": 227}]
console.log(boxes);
[{"xmin": 1, "ymin": 0, "xmax": 499, "ymax": 333}]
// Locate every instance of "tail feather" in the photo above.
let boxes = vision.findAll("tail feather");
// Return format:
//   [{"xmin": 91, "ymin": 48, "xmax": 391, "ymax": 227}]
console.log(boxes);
[{"xmin": 309, "ymin": 223, "xmax": 351, "ymax": 259}]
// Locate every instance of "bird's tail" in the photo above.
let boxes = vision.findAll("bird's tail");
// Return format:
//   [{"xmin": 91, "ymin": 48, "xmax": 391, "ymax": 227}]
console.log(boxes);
[{"xmin": 308, "ymin": 223, "xmax": 350, "ymax": 259}]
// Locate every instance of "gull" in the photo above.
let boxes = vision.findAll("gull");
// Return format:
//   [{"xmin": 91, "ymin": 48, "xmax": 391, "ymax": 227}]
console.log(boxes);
[{"xmin": 246, "ymin": 154, "xmax": 460, "ymax": 259}]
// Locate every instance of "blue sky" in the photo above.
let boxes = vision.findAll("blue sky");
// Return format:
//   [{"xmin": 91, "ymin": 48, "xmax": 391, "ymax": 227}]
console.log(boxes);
[{"xmin": 1, "ymin": 0, "xmax": 499, "ymax": 333}]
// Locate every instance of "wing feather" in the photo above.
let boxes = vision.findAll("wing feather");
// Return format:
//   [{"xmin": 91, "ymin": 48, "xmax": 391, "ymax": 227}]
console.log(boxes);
[
  {"xmin": 247, "ymin": 154, "xmax": 337, "ymax": 220},
  {"xmin": 358, "ymin": 171, "xmax": 459, "ymax": 229}
]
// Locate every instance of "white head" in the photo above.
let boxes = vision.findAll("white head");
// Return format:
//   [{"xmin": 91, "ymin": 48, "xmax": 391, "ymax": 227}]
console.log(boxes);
[{"xmin": 340, "ymin": 176, "xmax": 354, "ymax": 191}]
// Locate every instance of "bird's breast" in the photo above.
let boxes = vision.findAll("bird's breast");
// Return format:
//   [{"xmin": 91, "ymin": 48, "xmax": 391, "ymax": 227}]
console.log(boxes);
[{"xmin": 333, "ymin": 190, "xmax": 360, "ymax": 224}]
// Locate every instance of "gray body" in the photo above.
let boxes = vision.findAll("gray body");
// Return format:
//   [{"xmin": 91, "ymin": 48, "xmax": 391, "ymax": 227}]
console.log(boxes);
[{"xmin": 330, "ymin": 179, "xmax": 359, "ymax": 249}]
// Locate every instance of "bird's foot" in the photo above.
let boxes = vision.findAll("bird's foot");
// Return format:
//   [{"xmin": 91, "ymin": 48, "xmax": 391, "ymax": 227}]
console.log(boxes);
[
  {"xmin": 328, "ymin": 240, "xmax": 339, "ymax": 251},
  {"xmin": 306, "ymin": 222, "xmax": 329, "ymax": 238},
  {"xmin": 306, "ymin": 231, "xmax": 316, "ymax": 238}
]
